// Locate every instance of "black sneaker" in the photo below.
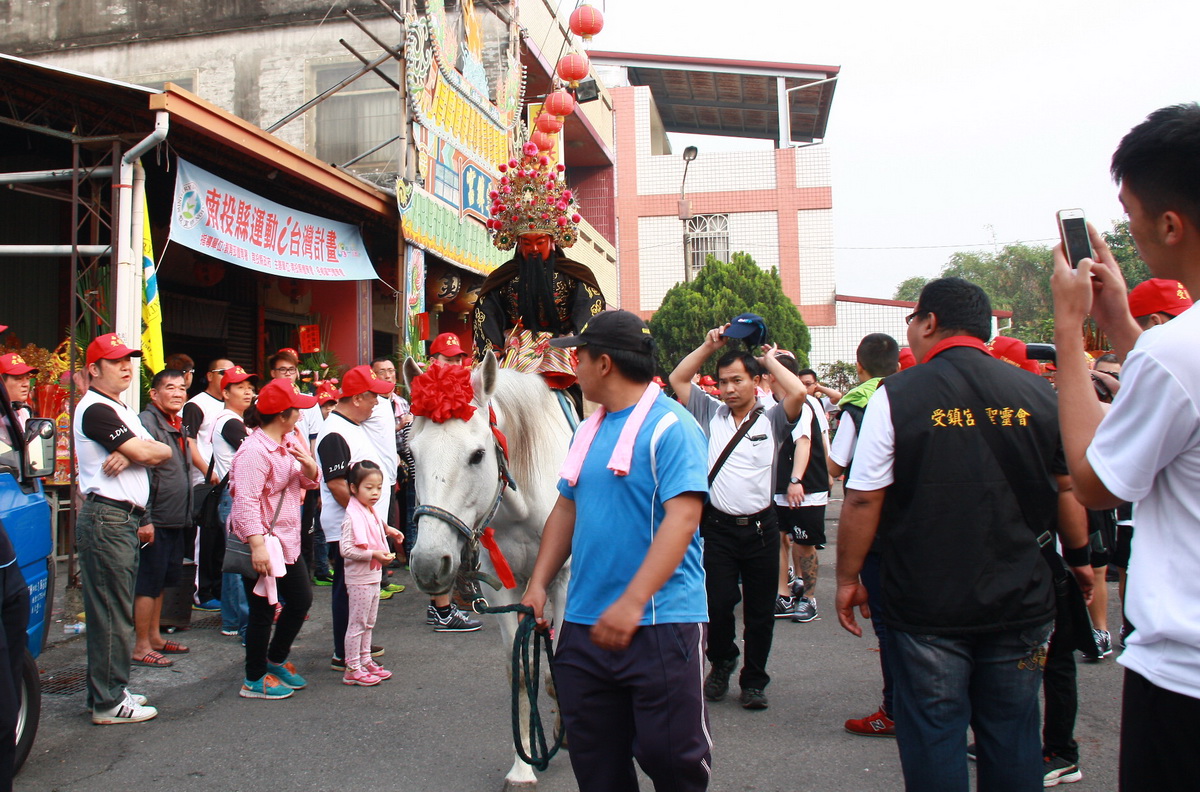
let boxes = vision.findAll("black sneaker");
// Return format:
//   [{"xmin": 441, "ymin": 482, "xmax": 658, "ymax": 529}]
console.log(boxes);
[
  {"xmin": 774, "ymin": 595, "xmax": 795, "ymax": 618},
  {"xmin": 432, "ymin": 604, "xmax": 482, "ymax": 632},
  {"xmin": 1043, "ymin": 754, "xmax": 1082, "ymax": 786},
  {"xmin": 740, "ymin": 688, "xmax": 769, "ymax": 710},
  {"xmin": 703, "ymin": 658, "xmax": 737, "ymax": 702},
  {"xmin": 792, "ymin": 596, "xmax": 819, "ymax": 623}
]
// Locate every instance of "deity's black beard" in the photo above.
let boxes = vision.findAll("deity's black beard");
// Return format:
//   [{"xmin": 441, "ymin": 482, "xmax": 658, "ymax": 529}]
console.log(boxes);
[{"xmin": 515, "ymin": 249, "xmax": 563, "ymax": 335}]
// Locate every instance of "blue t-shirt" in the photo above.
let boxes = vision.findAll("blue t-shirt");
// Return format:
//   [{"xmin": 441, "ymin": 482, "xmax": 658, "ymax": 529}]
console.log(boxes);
[{"xmin": 557, "ymin": 393, "xmax": 709, "ymax": 625}]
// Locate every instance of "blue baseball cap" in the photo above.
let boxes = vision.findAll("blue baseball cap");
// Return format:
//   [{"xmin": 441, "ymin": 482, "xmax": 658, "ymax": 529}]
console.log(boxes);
[{"xmin": 721, "ymin": 313, "xmax": 768, "ymax": 346}]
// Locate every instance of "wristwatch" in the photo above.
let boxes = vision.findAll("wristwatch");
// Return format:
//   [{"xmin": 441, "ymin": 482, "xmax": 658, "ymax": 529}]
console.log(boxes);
[{"xmin": 789, "ymin": 476, "xmax": 801, "ymax": 485}]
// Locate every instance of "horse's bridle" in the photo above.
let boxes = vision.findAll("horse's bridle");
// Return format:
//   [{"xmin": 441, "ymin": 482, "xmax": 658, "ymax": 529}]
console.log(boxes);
[{"xmin": 412, "ymin": 405, "xmax": 516, "ymax": 590}]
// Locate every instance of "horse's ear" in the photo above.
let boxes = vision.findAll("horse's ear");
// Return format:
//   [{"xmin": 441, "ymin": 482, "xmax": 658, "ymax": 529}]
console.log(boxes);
[
  {"xmin": 402, "ymin": 357, "xmax": 422, "ymax": 393},
  {"xmin": 473, "ymin": 352, "xmax": 498, "ymax": 407}
]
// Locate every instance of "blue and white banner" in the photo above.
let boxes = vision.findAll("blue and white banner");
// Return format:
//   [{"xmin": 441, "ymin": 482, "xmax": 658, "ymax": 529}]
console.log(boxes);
[{"xmin": 170, "ymin": 159, "xmax": 376, "ymax": 281}]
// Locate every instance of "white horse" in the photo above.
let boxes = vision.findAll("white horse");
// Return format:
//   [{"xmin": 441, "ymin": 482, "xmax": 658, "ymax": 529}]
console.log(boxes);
[{"xmin": 402, "ymin": 354, "xmax": 572, "ymax": 790}]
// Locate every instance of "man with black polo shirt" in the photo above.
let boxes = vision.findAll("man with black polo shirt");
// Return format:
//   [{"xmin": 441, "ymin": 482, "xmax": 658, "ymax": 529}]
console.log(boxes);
[
  {"xmin": 316, "ymin": 365, "xmax": 395, "ymax": 670},
  {"xmin": 669, "ymin": 324, "xmax": 805, "ymax": 711},
  {"xmin": 835, "ymin": 278, "xmax": 1094, "ymax": 790},
  {"xmin": 183, "ymin": 356, "xmax": 233, "ymax": 612},
  {"xmin": 73, "ymin": 333, "xmax": 173, "ymax": 724}
]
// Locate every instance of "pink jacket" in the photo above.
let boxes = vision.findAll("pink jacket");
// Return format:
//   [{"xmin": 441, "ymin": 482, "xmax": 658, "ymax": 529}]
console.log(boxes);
[{"xmin": 339, "ymin": 497, "xmax": 390, "ymax": 586}]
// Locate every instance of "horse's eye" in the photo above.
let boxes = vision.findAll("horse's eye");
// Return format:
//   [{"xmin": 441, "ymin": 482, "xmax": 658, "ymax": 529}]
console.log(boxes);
[{"xmin": 469, "ymin": 449, "xmax": 486, "ymax": 465}]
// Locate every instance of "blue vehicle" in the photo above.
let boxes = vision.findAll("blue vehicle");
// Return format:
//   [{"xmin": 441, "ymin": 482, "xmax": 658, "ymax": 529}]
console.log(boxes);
[{"xmin": 0, "ymin": 380, "xmax": 57, "ymax": 771}]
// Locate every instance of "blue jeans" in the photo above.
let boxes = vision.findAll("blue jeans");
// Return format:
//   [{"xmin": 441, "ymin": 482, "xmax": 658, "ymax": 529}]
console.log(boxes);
[
  {"xmin": 217, "ymin": 491, "xmax": 248, "ymax": 636},
  {"xmin": 860, "ymin": 550, "xmax": 893, "ymax": 715},
  {"xmin": 890, "ymin": 621, "xmax": 1053, "ymax": 792}
]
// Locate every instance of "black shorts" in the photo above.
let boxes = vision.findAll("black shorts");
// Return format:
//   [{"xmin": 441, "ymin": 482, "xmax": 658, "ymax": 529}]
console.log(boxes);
[
  {"xmin": 1088, "ymin": 508, "xmax": 1117, "ymax": 568},
  {"xmin": 774, "ymin": 503, "xmax": 827, "ymax": 546},
  {"xmin": 135, "ymin": 525, "xmax": 185, "ymax": 598},
  {"xmin": 1112, "ymin": 523, "xmax": 1134, "ymax": 570}
]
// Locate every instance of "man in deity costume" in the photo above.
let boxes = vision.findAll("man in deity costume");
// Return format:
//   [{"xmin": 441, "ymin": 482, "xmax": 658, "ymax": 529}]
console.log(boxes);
[{"xmin": 473, "ymin": 142, "xmax": 606, "ymax": 391}]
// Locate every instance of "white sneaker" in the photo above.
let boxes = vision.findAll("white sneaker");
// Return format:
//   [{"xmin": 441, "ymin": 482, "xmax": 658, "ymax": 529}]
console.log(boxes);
[{"xmin": 93, "ymin": 692, "xmax": 158, "ymax": 724}]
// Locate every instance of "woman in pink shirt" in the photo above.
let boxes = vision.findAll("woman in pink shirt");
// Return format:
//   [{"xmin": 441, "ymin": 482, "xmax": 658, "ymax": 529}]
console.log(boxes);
[{"xmin": 228, "ymin": 379, "xmax": 320, "ymax": 700}]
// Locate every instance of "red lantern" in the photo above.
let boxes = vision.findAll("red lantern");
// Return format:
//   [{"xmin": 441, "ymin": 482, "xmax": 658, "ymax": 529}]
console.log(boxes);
[
  {"xmin": 193, "ymin": 259, "xmax": 225, "ymax": 287},
  {"xmin": 530, "ymin": 130, "xmax": 555, "ymax": 152},
  {"xmin": 535, "ymin": 111, "xmax": 563, "ymax": 135},
  {"xmin": 556, "ymin": 52, "xmax": 590, "ymax": 88},
  {"xmin": 569, "ymin": 5, "xmax": 605, "ymax": 41},
  {"xmin": 278, "ymin": 279, "xmax": 311, "ymax": 303},
  {"xmin": 544, "ymin": 90, "xmax": 576, "ymax": 120}
]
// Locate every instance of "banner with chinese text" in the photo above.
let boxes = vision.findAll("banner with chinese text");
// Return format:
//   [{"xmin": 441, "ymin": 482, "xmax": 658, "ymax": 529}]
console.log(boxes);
[{"xmin": 170, "ymin": 159, "xmax": 376, "ymax": 281}]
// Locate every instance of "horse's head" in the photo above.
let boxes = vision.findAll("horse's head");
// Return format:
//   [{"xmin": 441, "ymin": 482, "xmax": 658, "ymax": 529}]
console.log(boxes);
[{"xmin": 402, "ymin": 354, "xmax": 504, "ymax": 595}]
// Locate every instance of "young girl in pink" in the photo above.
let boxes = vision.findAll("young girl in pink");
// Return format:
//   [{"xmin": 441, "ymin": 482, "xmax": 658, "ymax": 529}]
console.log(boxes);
[{"xmin": 339, "ymin": 461, "xmax": 402, "ymax": 686}]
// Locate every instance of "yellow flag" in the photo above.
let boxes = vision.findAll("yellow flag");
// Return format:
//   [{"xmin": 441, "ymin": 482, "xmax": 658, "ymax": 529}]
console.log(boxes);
[{"xmin": 140, "ymin": 181, "xmax": 165, "ymax": 374}]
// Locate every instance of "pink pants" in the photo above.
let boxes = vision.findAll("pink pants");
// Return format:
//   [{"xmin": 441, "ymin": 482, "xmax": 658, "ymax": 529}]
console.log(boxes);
[{"xmin": 344, "ymin": 583, "xmax": 380, "ymax": 671}]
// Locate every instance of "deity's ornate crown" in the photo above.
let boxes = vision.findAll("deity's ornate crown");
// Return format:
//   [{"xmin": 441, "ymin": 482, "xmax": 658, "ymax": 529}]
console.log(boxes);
[{"xmin": 486, "ymin": 142, "xmax": 582, "ymax": 251}]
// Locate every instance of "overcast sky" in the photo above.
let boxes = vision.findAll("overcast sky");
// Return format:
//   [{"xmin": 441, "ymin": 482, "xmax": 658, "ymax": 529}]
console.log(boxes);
[{"xmin": 597, "ymin": 0, "xmax": 1198, "ymax": 299}]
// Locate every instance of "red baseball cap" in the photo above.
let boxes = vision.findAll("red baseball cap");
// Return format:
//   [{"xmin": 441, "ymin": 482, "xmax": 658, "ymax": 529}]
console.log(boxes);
[
  {"xmin": 429, "ymin": 332, "xmax": 466, "ymax": 358},
  {"xmin": 86, "ymin": 332, "xmax": 142, "ymax": 367},
  {"xmin": 1128, "ymin": 278, "xmax": 1193, "ymax": 318},
  {"xmin": 220, "ymin": 366, "xmax": 258, "ymax": 390},
  {"xmin": 898, "ymin": 348, "xmax": 916, "ymax": 370},
  {"xmin": 340, "ymin": 364, "xmax": 394, "ymax": 398},
  {"xmin": 275, "ymin": 347, "xmax": 300, "ymax": 363},
  {"xmin": 316, "ymin": 382, "xmax": 341, "ymax": 404},
  {"xmin": 0, "ymin": 353, "xmax": 37, "ymax": 377},
  {"xmin": 990, "ymin": 336, "xmax": 1029, "ymax": 368},
  {"xmin": 255, "ymin": 378, "xmax": 317, "ymax": 414}
]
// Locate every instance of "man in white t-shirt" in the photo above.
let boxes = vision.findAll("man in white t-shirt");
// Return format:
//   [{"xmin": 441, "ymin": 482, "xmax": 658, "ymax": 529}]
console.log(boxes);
[
  {"xmin": 182, "ymin": 356, "xmax": 232, "ymax": 611},
  {"xmin": 73, "ymin": 333, "xmax": 173, "ymax": 725},
  {"xmin": 1050, "ymin": 102, "xmax": 1200, "ymax": 790}
]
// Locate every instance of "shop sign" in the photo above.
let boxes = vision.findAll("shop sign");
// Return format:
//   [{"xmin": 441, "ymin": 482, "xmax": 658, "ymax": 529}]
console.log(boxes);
[
  {"xmin": 170, "ymin": 159, "xmax": 376, "ymax": 281},
  {"xmin": 400, "ymin": 187, "xmax": 507, "ymax": 276}
]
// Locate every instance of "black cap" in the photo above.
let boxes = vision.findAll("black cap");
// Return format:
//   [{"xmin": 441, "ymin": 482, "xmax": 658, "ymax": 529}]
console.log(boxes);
[
  {"xmin": 721, "ymin": 313, "xmax": 768, "ymax": 346},
  {"xmin": 549, "ymin": 310, "xmax": 654, "ymax": 352}
]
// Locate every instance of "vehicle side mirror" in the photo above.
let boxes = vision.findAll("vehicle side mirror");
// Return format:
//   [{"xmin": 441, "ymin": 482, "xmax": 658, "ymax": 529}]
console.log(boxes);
[{"xmin": 23, "ymin": 418, "xmax": 56, "ymax": 479}]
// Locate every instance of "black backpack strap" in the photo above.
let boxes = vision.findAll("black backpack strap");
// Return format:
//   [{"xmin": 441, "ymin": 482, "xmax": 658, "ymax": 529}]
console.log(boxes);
[{"xmin": 708, "ymin": 406, "xmax": 764, "ymax": 486}]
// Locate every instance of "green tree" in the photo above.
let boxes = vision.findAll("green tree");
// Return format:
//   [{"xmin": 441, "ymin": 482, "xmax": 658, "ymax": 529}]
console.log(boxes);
[
  {"xmin": 817, "ymin": 360, "xmax": 857, "ymax": 395},
  {"xmin": 648, "ymin": 252, "xmax": 811, "ymax": 377},
  {"xmin": 892, "ymin": 276, "xmax": 929, "ymax": 303},
  {"xmin": 1103, "ymin": 220, "xmax": 1152, "ymax": 288}
]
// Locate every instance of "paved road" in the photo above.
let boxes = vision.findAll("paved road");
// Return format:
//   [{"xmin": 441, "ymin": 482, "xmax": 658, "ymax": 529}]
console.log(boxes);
[{"xmin": 21, "ymin": 498, "xmax": 1124, "ymax": 791}]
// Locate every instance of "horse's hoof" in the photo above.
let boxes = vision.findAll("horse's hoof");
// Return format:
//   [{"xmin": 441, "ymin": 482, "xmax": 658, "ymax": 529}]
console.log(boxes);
[{"xmin": 502, "ymin": 781, "xmax": 537, "ymax": 791}]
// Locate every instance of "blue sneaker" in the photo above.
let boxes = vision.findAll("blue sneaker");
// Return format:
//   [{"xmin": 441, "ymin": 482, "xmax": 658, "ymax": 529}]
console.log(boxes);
[
  {"xmin": 193, "ymin": 598, "xmax": 221, "ymax": 612},
  {"xmin": 239, "ymin": 674, "xmax": 293, "ymax": 700},
  {"xmin": 265, "ymin": 660, "xmax": 307, "ymax": 689}
]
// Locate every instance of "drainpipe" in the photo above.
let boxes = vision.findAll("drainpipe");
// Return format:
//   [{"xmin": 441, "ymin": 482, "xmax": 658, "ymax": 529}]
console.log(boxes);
[{"xmin": 113, "ymin": 111, "xmax": 169, "ymax": 405}]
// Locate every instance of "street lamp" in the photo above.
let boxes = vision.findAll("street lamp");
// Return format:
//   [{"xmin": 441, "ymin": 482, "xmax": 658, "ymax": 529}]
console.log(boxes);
[{"xmin": 678, "ymin": 146, "xmax": 698, "ymax": 281}]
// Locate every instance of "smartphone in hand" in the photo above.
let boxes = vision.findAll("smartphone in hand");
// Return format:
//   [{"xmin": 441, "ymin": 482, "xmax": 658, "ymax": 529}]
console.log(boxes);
[{"xmin": 1057, "ymin": 209, "xmax": 1094, "ymax": 268}]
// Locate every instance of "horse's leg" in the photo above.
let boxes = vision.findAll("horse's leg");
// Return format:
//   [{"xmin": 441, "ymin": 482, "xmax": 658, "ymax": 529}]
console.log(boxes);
[{"xmin": 493, "ymin": 589, "xmax": 538, "ymax": 790}]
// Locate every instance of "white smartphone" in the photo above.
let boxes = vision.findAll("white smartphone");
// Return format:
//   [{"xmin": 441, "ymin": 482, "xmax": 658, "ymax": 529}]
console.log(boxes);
[{"xmin": 1057, "ymin": 209, "xmax": 1094, "ymax": 268}]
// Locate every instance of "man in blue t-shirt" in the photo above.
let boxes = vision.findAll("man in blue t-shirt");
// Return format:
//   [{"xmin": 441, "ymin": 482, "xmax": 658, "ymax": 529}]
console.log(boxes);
[{"xmin": 522, "ymin": 310, "xmax": 711, "ymax": 792}]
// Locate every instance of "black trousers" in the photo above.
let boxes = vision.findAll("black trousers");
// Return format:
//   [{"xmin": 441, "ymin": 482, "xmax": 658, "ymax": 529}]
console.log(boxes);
[
  {"xmin": 241, "ymin": 558, "xmax": 312, "ymax": 682},
  {"xmin": 1042, "ymin": 617, "xmax": 1078, "ymax": 762},
  {"xmin": 195, "ymin": 512, "xmax": 225, "ymax": 603},
  {"xmin": 0, "ymin": 557, "xmax": 28, "ymax": 792},
  {"xmin": 700, "ymin": 507, "xmax": 779, "ymax": 691},
  {"xmin": 1120, "ymin": 668, "xmax": 1200, "ymax": 791}
]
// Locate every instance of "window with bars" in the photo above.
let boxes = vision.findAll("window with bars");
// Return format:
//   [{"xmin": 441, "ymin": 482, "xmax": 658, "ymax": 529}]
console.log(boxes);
[
  {"xmin": 686, "ymin": 214, "xmax": 730, "ymax": 274},
  {"xmin": 311, "ymin": 61, "xmax": 401, "ymax": 171}
]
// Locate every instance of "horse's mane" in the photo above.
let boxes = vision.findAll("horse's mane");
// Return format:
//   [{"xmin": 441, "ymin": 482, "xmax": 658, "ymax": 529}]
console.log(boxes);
[{"xmin": 491, "ymin": 369, "xmax": 564, "ymax": 489}]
